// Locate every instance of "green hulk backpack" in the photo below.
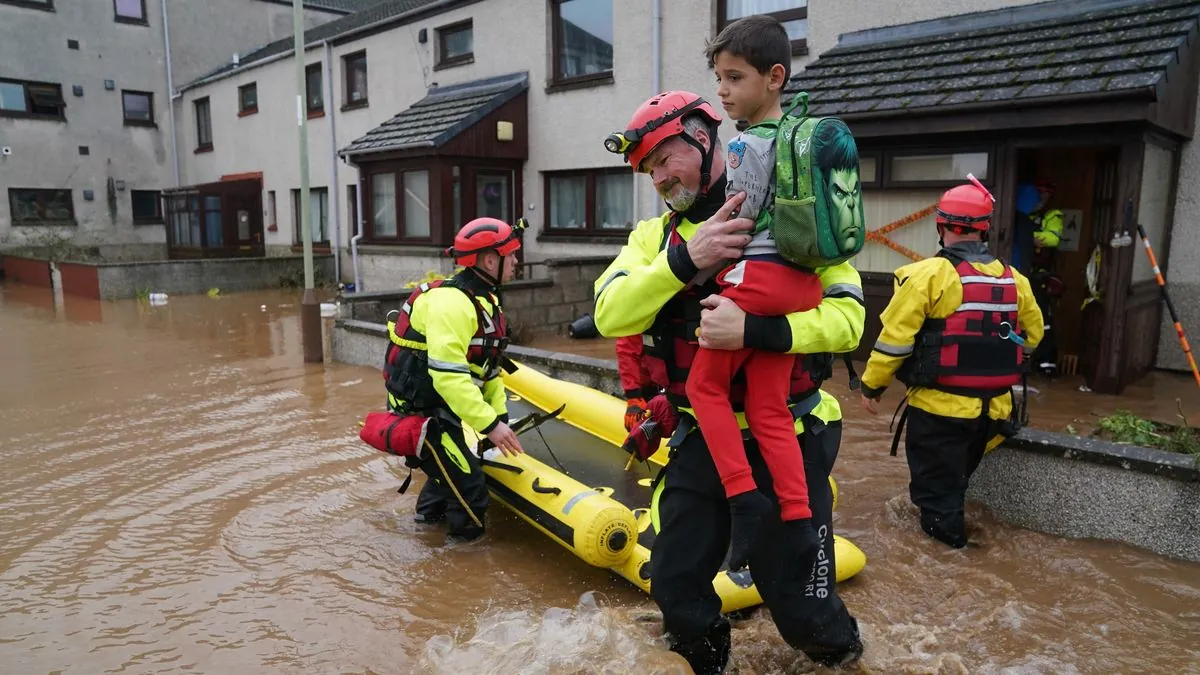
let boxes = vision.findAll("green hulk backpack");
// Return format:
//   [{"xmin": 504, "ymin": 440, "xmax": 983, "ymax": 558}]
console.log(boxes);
[{"xmin": 770, "ymin": 92, "xmax": 866, "ymax": 268}]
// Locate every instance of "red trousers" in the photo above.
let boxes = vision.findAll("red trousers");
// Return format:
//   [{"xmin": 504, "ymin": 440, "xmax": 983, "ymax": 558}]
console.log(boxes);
[{"xmin": 685, "ymin": 259, "xmax": 823, "ymax": 521}]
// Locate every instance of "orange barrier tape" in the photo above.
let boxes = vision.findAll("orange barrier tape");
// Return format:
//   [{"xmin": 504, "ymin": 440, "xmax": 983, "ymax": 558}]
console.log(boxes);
[{"xmin": 864, "ymin": 203, "xmax": 938, "ymax": 263}]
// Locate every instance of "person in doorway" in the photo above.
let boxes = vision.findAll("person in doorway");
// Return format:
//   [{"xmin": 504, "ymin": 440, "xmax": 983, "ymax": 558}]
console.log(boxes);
[
  {"xmin": 597, "ymin": 87, "xmax": 865, "ymax": 672},
  {"xmin": 1014, "ymin": 181, "xmax": 1064, "ymax": 376},
  {"xmin": 382, "ymin": 218, "xmax": 525, "ymax": 542},
  {"xmin": 860, "ymin": 180, "xmax": 1044, "ymax": 549}
]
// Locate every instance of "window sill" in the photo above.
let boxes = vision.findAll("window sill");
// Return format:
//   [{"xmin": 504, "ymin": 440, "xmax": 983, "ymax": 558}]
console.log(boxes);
[
  {"xmin": 0, "ymin": 111, "xmax": 66, "ymax": 122},
  {"xmin": 291, "ymin": 244, "xmax": 332, "ymax": 254},
  {"xmin": 0, "ymin": 0, "xmax": 55, "ymax": 11},
  {"xmin": 357, "ymin": 243, "xmax": 448, "ymax": 256},
  {"xmin": 13, "ymin": 220, "xmax": 77, "ymax": 227},
  {"xmin": 114, "ymin": 16, "xmax": 148, "ymax": 26},
  {"xmin": 434, "ymin": 55, "xmax": 474, "ymax": 71},
  {"xmin": 194, "ymin": 145, "xmax": 213, "ymax": 154},
  {"xmin": 124, "ymin": 119, "xmax": 158, "ymax": 128},
  {"xmin": 340, "ymin": 100, "xmax": 369, "ymax": 112},
  {"xmin": 237, "ymin": 107, "xmax": 258, "ymax": 117},
  {"xmin": 545, "ymin": 73, "xmax": 614, "ymax": 94},
  {"xmin": 538, "ymin": 232, "xmax": 630, "ymax": 244},
  {"xmin": 307, "ymin": 109, "xmax": 326, "ymax": 120}
]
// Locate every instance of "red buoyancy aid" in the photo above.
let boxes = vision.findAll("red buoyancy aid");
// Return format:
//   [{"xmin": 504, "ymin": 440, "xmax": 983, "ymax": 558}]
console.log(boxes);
[
  {"xmin": 899, "ymin": 254, "xmax": 1024, "ymax": 397},
  {"xmin": 639, "ymin": 214, "xmax": 829, "ymax": 410},
  {"xmin": 383, "ymin": 274, "xmax": 509, "ymax": 413}
]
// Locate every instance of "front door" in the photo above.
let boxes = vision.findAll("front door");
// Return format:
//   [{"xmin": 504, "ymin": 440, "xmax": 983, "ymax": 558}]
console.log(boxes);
[
  {"xmin": 223, "ymin": 180, "xmax": 265, "ymax": 257},
  {"xmin": 475, "ymin": 171, "xmax": 512, "ymax": 222}
]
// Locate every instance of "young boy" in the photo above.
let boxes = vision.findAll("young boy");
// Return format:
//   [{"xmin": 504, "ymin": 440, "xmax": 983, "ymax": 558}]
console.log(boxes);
[{"xmin": 688, "ymin": 15, "xmax": 825, "ymax": 571}]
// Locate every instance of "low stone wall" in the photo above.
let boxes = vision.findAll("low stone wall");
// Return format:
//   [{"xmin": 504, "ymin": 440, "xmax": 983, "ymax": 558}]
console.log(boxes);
[
  {"xmin": 95, "ymin": 255, "xmax": 334, "ymax": 299},
  {"xmin": 333, "ymin": 317, "xmax": 1200, "ymax": 563}
]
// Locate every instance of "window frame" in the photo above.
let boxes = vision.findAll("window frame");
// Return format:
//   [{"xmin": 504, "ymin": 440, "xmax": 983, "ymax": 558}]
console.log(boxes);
[
  {"xmin": 8, "ymin": 188, "xmax": 76, "ymax": 226},
  {"xmin": 549, "ymin": 0, "xmax": 614, "ymax": 88},
  {"xmin": 542, "ymin": 167, "xmax": 633, "ymax": 237},
  {"xmin": 130, "ymin": 189, "xmax": 163, "ymax": 224},
  {"xmin": 0, "ymin": 0, "xmax": 55, "ymax": 12},
  {"xmin": 237, "ymin": 82, "xmax": 258, "ymax": 116},
  {"xmin": 305, "ymin": 62, "xmax": 324, "ymax": 118},
  {"xmin": 878, "ymin": 147, "xmax": 995, "ymax": 189},
  {"xmin": 716, "ymin": 0, "xmax": 809, "ymax": 56},
  {"xmin": 293, "ymin": 187, "xmax": 331, "ymax": 246},
  {"xmin": 363, "ymin": 168, "xmax": 435, "ymax": 244},
  {"xmin": 121, "ymin": 89, "xmax": 155, "ymax": 127},
  {"xmin": 341, "ymin": 50, "xmax": 369, "ymax": 110},
  {"xmin": 0, "ymin": 78, "xmax": 65, "ymax": 121},
  {"xmin": 113, "ymin": 0, "xmax": 147, "ymax": 25},
  {"xmin": 194, "ymin": 97, "xmax": 213, "ymax": 152},
  {"xmin": 435, "ymin": 19, "xmax": 474, "ymax": 70}
]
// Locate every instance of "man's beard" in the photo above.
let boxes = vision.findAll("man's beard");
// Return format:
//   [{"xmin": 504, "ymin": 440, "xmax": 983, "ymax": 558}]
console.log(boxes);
[{"xmin": 661, "ymin": 183, "xmax": 699, "ymax": 212}]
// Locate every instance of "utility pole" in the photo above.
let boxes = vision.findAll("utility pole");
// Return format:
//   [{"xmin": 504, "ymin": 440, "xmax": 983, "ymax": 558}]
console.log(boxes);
[{"xmin": 294, "ymin": 0, "xmax": 322, "ymax": 363}]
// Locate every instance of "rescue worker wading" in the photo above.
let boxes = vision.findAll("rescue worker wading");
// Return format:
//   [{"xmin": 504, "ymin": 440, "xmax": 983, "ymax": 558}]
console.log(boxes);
[
  {"xmin": 383, "ymin": 218, "xmax": 525, "ymax": 542},
  {"xmin": 859, "ymin": 180, "xmax": 1044, "ymax": 549},
  {"xmin": 596, "ymin": 90, "xmax": 865, "ymax": 672}
]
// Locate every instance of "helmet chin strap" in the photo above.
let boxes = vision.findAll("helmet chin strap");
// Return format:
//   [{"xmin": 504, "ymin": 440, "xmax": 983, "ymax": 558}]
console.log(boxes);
[
  {"xmin": 678, "ymin": 122, "xmax": 718, "ymax": 201},
  {"xmin": 469, "ymin": 254, "xmax": 508, "ymax": 289}
]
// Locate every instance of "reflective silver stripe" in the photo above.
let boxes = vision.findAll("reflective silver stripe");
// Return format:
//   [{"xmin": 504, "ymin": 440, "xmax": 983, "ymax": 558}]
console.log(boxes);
[
  {"xmin": 824, "ymin": 283, "xmax": 864, "ymax": 301},
  {"xmin": 563, "ymin": 490, "xmax": 599, "ymax": 515},
  {"xmin": 427, "ymin": 358, "xmax": 470, "ymax": 373},
  {"xmin": 401, "ymin": 301, "xmax": 412, "ymax": 314},
  {"xmin": 419, "ymin": 283, "xmax": 431, "ymax": 292},
  {"xmin": 956, "ymin": 302, "xmax": 1018, "ymax": 312},
  {"xmin": 960, "ymin": 276, "xmax": 1015, "ymax": 285},
  {"xmin": 595, "ymin": 269, "xmax": 628, "ymax": 299},
  {"xmin": 469, "ymin": 338, "xmax": 485, "ymax": 346},
  {"xmin": 873, "ymin": 340, "xmax": 913, "ymax": 357}
]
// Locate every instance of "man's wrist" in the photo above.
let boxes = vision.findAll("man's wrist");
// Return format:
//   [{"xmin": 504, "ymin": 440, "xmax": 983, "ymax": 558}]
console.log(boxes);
[
  {"xmin": 860, "ymin": 383, "xmax": 887, "ymax": 399},
  {"xmin": 744, "ymin": 314, "xmax": 792, "ymax": 352},
  {"xmin": 667, "ymin": 243, "xmax": 700, "ymax": 282}
]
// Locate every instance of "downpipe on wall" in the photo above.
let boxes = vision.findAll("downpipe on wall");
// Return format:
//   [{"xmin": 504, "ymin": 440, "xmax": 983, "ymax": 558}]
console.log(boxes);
[
  {"xmin": 161, "ymin": 0, "xmax": 180, "ymax": 187},
  {"xmin": 323, "ymin": 40, "xmax": 342, "ymax": 285},
  {"xmin": 348, "ymin": 157, "xmax": 364, "ymax": 292}
]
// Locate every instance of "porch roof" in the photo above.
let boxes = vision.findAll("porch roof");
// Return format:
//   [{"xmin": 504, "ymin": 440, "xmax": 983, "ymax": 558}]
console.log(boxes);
[
  {"xmin": 787, "ymin": 0, "xmax": 1200, "ymax": 137},
  {"xmin": 339, "ymin": 72, "xmax": 529, "ymax": 158}
]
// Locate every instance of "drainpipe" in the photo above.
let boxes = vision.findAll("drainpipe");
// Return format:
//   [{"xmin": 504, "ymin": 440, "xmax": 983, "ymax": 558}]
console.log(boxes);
[
  {"xmin": 161, "ymin": 0, "xmax": 180, "ymax": 187},
  {"xmin": 348, "ymin": 156, "xmax": 364, "ymax": 292},
  {"xmin": 323, "ymin": 40, "xmax": 342, "ymax": 285}
]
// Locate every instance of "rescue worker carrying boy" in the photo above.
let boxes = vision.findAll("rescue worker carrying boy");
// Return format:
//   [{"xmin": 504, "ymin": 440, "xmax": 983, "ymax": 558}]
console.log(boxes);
[
  {"xmin": 859, "ymin": 179, "xmax": 1044, "ymax": 549},
  {"xmin": 380, "ymin": 217, "xmax": 525, "ymax": 543}
]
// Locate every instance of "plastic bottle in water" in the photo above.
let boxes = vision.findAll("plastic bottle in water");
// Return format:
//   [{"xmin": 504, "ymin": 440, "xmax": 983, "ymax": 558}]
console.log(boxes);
[{"xmin": 148, "ymin": 292, "xmax": 169, "ymax": 303}]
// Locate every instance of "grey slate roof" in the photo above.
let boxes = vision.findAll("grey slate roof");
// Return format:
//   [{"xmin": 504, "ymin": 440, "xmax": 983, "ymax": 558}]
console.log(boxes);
[
  {"xmin": 339, "ymin": 72, "xmax": 529, "ymax": 156},
  {"xmin": 785, "ymin": 0, "xmax": 1200, "ymax": 118},
  {"xmin": 183, "ymin": 0, "xmax": 449, "ymax": 89}
]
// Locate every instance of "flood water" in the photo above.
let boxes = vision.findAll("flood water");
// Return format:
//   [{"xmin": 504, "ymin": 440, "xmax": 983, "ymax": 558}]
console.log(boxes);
[{"xmin": 1, "ymin": 284, "xmax": 1198, "ymax": 674}]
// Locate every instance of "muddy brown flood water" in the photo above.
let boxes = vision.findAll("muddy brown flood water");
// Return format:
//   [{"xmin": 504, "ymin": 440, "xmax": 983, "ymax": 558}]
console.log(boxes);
[{"xmin": 1, "ymin": 284, "xmax": 1198, "ymax": 674}]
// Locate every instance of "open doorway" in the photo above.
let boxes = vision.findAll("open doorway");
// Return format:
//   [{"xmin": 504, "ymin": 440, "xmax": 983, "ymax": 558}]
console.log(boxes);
[{"xmin": 1011, "ymin": 146, "xmax": 1119, "ymax": 388}]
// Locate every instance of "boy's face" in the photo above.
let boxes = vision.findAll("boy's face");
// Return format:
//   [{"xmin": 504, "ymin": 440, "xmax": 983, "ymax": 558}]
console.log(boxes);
[{"xmin": 713, "ymin": 51, "xmax": 784, "ymax": 124}]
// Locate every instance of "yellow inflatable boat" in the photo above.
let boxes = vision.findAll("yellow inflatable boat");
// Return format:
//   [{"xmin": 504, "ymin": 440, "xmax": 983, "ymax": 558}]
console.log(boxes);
[{"xmin": 465, "ymin": 361, "xmax": 866, "ymax": 613}]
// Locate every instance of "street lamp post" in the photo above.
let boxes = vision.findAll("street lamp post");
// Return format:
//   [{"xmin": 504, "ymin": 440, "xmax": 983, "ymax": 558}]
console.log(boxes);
[{"xmin": 293, "ymin": 0, "xmax": 322, "ymax": 363}]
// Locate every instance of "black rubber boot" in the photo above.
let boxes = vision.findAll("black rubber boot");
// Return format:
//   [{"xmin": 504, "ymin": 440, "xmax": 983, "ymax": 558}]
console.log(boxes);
[
  {"xmin": 669, "ymin": 617, "xmax": 731, "ymax": 675},
  {"xmin": 921, "ymin": 511, "xmax": 967, "ymax": 549},
  {"xmin": 807, "ymin": 616, "xmax": 864, "ymax": 668},
  {"xmin": 727, "ymin": 490, "xmax": 773, "ymax": 572}
]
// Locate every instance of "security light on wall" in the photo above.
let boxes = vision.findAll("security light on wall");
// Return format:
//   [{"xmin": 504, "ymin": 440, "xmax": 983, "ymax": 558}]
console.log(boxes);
[{"xmin": 497, "ymin": 121, "xmax": 514, "ymax": 142}]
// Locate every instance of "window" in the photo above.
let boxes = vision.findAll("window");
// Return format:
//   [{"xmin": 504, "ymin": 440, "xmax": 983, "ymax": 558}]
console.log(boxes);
[
  {"xmin": 113, "ymin": 0, "xmax": 146, "ymax": 23},
  {"xmin": 293, "ymin": 188, "xmax": 329, "ymax": 244},
  {"xmin": 888, "ymin": 151, "xmax": 990, "ymax": 185},
  {"xmin": 8, "ymin": 188, "xmax": 75, "ymax": 225},
  {"xmin": 194, "ymin": 97, "xmax": 212, "ymax": 151},
  {"xmin": 342, "ymin": 51, "xmax": 368, "ymax": 108},
  {"xmin": 367, "ymin": 169, "xmax": 431, "ymax": 241},
  {"xmin": 305, "ymin": 63, "xmax": 323, "ymax": 116},
  {"xmin": 347, "ymin": 185, "xmax": 358, "ymax": 233},
  {"xmin": 551, "ymin": 0, "xmax": 613, "ymax": 84},
  {"xmin": 436, "ymin": 20, "xmax": 473, "ymax": 69},
  {"xmin": 131, "ymin": 189, "xmax": 162, "ymax": 224},
  {"xmin": 267, "ymin": 190, "xmax": 277, "ymax": 231},
  {"xmin": 238, "ymin": 83, "xmax": 258, "ymax": 116},
  {"xmin": 0, "ymin": 79, "xmax": 65, "ymax": 120},
  {"xmin": 544, "ymin": 168, "xmax": 632, "ymax": 234},
  {"xmin": 0, "ymin": 1, "xmax": 54, "ymax": 11},
  {"xmin": 717, "ymin": 1, "xmax": 809, "ymax": 54},
  {"xmin": 122, "ymin": 90, "xmax": 154, "ymax": 126}
]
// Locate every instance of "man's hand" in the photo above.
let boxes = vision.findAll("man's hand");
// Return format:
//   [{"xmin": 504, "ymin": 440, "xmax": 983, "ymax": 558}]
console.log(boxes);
[
  {"xmin": 624, "ymin": 397, "xmax": 649, "ymax": 432},
  {"xmin": 860, "ymin": 394, "xmax": 880, "ymax": 416},
  {"xmin": 698, "ymin": 295, "xmax": 746, "ymax": 350},
  {"xmin": 685, "ymin": 192, "xmax": 754, "ymax": 270},
  {"xmin": 486, "ymin": 422, "xmax": 525, "ymax": 457}
]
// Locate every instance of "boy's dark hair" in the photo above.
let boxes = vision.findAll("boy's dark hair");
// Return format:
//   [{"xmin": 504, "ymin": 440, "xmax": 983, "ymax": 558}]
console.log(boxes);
[{"xmin": 705, "ymin": 15, "xmax": 792, "ymax": 82}]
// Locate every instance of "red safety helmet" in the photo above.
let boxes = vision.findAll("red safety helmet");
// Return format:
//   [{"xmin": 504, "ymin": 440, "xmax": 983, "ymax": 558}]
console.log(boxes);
[
  {"xmin": 1034, "ymin": 180, "xmax": 1057, "ymax": 196},
  {"xmin": 447, "ymin": 217, "xmax": 521, "ymax": 267},
  {"xmin": 935, "ymin": 181, "xmax": 994, "ymax": 233},
  {"xmin": 604, "ymin": 91, "xmax": 722, "ymax": 171}
]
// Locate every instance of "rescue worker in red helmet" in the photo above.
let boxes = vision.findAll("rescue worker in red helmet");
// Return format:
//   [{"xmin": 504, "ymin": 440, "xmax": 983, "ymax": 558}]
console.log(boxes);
[
  {"xmin": 382, "ymin": 217, "xmax": 525, "ymax": 542},
  {"xmin": 859, "ymin": 178, "xmax": 1044, "ymax": 548},
  {"xmin": 596, "ymin": 90, "xmax": 865, "ymax": 671}
]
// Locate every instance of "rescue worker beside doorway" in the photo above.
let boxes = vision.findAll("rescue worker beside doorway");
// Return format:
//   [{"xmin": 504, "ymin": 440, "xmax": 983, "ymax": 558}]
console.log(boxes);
[
  {"xmin": 1014, "ymin": 181, "xmax": 1064, "ymax": 376},
  {"xmin": 382, "ymin": 218, "xmax": 525, "ymax": 543},
  {"xmin": 596, "ymin": 90, "xmax": 864, "ymax": 673},
  {"xmin": 860, "ymin": 180, "xmax": 1044, "ymax": 549}
]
